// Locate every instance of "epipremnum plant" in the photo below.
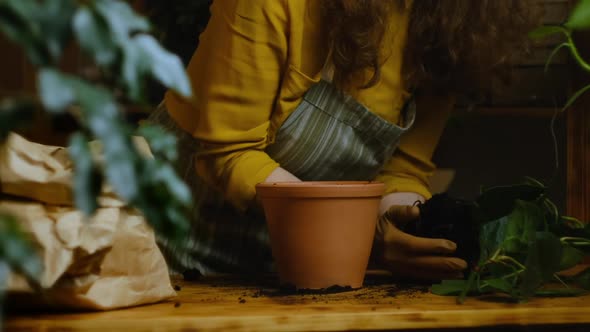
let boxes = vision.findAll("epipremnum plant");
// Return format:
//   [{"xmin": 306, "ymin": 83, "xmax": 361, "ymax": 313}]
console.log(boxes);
[{"xmin": 431, "ymin": 0, "xmax": 590, "ymax": 303}]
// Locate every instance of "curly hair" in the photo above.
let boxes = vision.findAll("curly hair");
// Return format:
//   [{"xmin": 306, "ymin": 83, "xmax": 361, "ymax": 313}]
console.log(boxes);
[{"xmin": 321, "ymin": 0, "xmax": 541, "ymax": 94}]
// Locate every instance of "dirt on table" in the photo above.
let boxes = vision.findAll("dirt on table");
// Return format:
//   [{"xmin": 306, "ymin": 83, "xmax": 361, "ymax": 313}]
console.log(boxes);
[{"xmin": 181, "ymin": 272, "xmax": 432, "ymax": 306}]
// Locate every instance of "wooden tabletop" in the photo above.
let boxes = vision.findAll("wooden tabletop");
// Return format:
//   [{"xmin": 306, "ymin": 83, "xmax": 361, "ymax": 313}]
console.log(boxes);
[{"xmin": 6, "ymin": 272, "xmax": 590, "ymax": 332}]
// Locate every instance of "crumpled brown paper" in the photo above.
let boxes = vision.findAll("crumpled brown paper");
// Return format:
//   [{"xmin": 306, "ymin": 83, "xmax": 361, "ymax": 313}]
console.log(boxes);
[{"xmin": 1, "ymin": 133, "xmax": 176, "ymax": 310}]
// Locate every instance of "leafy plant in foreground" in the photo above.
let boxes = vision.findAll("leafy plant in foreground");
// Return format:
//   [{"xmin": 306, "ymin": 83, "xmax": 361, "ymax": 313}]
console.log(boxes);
[{"xmin": 0, "ymin": 0, "xmax": 194, "ymax": 316}]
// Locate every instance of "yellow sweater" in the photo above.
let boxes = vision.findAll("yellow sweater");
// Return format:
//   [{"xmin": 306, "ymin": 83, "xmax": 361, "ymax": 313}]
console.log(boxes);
[{"xmin": 165, "ymin": 0, "xmax": 454, "ymax": 211}]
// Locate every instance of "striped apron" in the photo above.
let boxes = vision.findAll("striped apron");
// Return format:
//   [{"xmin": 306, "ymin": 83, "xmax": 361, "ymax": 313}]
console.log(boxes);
[{"xmin": 149, "ymin": 80, "xmax": 416, "ymax": 275}]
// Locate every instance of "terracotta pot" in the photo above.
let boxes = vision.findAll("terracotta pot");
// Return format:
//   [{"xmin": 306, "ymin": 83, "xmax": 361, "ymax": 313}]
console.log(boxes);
[{"xmin": 256, "ymin": 181, "xmax": 385, "ymax": 290}]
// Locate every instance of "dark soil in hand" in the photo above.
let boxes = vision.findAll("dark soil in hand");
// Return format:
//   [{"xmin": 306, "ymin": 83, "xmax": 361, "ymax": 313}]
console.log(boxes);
[{"xmin": 404, "ymin": 193, "xmax": 480, "ymax": 271}]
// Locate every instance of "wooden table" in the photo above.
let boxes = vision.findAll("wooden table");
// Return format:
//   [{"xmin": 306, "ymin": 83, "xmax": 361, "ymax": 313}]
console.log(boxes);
[{"xmin": 6, "ymin": 273, "xmax": 590, "ymax": 332}]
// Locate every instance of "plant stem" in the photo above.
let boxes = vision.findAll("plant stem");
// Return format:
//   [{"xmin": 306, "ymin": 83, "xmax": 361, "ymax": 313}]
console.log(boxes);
[
  {"xmin": 458, "ymin": 271, "xmax": 478, "ymax": 304},
  {"xmin": 554, "ymin": 274, "xmax": 569, "ymax": 288},
  {"xmin": 489, "ymin": 248, "xmax": 502, "ymax": 261},
  {"xmin": 566, "ymin": 33, "xmax": 590, "ymax": 73},
  {"xmin": 562, "ymin": 216, "xmax": 586, "ymax": 228},
  {"xmin": 501, "ymin": 269, "xmax": 526, "ymax": 281},
  {"xmin": 494, "ymin": 255, "xmax": 527, "ymax": 271},
  {"xmin": 561, "ymin": 237, "xmax": 590, "ymax": 244}
]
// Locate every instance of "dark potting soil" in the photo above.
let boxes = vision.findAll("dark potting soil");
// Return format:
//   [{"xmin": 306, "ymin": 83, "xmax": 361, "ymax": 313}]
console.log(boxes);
[
  {"xmin": 404, "ymin": 193, "xmax": 481, "ymax": 271},
  {"xmin": 276, "ymin": 284, "xmax": 355, "ymax": 295}
]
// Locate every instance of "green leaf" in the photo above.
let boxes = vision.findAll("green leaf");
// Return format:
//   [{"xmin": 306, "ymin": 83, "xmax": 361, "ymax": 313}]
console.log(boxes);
[
  {"xmin": 0, "ymin": 0, "xmax": 74, "ymax": 63},
  {"xmin": 529, "ymin": 25, "xmax": 569, "ymax": 40},
  {"xmin": 0, "ymin": 213, "xmax": 42, "ymax": 282},
  {"xmin": 69, "ymin": 133, "xmax": 102, "ymax": 216},
  {"xmin": 120, "ymin": 35, "xmax": 192, "ymax": 101},
  {"xmin": 431, "ymin": 279, "xmax": 471, "ymax": 296},
  {"xmin": 38, "ymin": 68, "xmax": 76, "ymax": 113},
  {"xmin": 518, "ymin": 232, "xmax": 563, "ymax": 299},
  {"xmin": 559, "ymin": 245, "xmax": 585, "ymax": 271},
  {"xmin": 36, "ymin": 0, "xmax": 75, "ymax": 60},
  {"xmin": 133, "ymin": 35, "xmax": 192, "ymax": 98},
  {"xmin": 561, "ymin": 84, "xmax": 590, "ymax": 113},
  {"xmin": 535, "ymin": 288, "xmax": 588, "ymax": 297},
  {"xmin": 479, "ymin": 216, "xmax": 509, "ymax": 262},
  {"xmin": 482, "ymin": 278, "xmax": 513, "ymax": 293},
  {"xmin": 567, "ymin": 0, "xmax": 590, "ymax": 30},
  {"xmin": 477, "ymin": 183, "xmax": 545, "ymax": 222},
  {"xmin": 502, "ymin": 201, "xmax": 544, "ymax": 253},
  {"xmin": 38, "ymin": 70, "xmax": 140, "ymax": 202},
  {"xmin": 137, "ymin": 124, "xmax": 178, "ymax": 162},
  {"xmin": 94, "ymin": 0, "xmax": 150, "ymax": 43},
  {"xmin": 62, "ymin": 77, "xmax": 140, "ymax": 202},
  {"xmin": 0, "ymin": 99, "xmax": 34, "ymax": 141},
  {"xmin": 121, "ymin": 39, "xmax": 149, "ymax": 101},
  {"xmin": 73, "ymin": 6, "xmax": 117, "ymax": 66},
  {"xmin": 0, "ymin": 0, "xmax": 49, "ymax": 65},
  {"xmin": 148, "ymin": 161, "xmax": 192, "ymax": 206},
  {"xmin": 574, "ymin": 268, "xmax": 590, "ymax": 290},
  {"xmin": 534, "ymin": 232, "xmax": 563, "ymax": 280}
]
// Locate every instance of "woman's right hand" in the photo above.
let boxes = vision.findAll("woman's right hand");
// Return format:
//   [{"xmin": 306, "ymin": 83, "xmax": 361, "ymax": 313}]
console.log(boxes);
[
  {"xmin": 375, "ymin": 205, "xmax": 468, "ymax": 281},
  {"xmin": 264, "ymin": 167, "xmax": 301, "ymax": 183}
]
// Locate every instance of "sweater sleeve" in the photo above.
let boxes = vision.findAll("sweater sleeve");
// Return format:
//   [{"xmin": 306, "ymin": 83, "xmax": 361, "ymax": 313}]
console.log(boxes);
[
  {"xmin": 164, "ymin": 0, "xmax": 288, "ymax": 211},
  {"xmin": 375, "ymin": 94, "xmax": 455, "ymax": 199}
]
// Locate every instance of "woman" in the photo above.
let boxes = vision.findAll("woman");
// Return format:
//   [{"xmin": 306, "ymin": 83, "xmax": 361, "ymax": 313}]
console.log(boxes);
[{"xmin": 151, "ymin": 0, "xmax": 538, "ymax": 280}]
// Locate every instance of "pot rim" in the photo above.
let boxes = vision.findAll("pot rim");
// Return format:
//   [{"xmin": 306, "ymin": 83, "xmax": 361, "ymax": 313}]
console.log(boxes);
[{"xmin": 256, "ymin": 181, "xmax": 385, "ymax": 198}]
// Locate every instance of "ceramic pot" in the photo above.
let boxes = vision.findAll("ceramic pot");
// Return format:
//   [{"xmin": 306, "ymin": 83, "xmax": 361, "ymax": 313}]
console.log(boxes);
[{"xmin": 256, "ymin": 181, "xmax": 385, "ymax": 290}]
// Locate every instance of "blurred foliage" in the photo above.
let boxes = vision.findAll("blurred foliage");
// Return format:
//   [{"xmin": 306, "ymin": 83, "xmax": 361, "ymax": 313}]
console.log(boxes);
[
  {"xmin": 143, "ymin": 0, "xmax": 212, "ymax": 64},
  {"xmin": 141, "ymin": 0, "xmax": 212, "ymax": 103},
  {"xmin": 0, "ymin": 0, "xmax": 195, "ymax": 314}
]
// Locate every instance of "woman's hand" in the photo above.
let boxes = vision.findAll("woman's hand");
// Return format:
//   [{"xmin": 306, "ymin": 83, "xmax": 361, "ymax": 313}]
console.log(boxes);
[
  {"xmin": 264, "ymin": 167, "xmax": 301, "ymax": 182},
  {"xmin": 374, "ymin": 194, "xmax": 467, "ymax": 281}
]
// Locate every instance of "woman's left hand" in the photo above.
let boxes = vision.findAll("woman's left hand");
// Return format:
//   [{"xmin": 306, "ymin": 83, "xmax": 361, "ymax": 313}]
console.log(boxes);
[{"xmin": 373, "ymin": 193, "xmax": 468, "ymax": 281}]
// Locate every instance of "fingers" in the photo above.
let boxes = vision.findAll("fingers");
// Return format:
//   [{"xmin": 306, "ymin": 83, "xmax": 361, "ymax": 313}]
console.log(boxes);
[
  {"xmin": 398, "ymin": 256, "xmax": 468, "ymax": 272},
  {"xmin": 377, "ymin": 211, "xmax": 468, "ymax": 282},
  {"xmin": 387, "ymin": 264, "xmax": 466, "ymax": 282},
  {"xmin": 383, "ymin": 256, "xmax": 468, "ymax": 282},
  {"xmin": 386, "ymin": 224, "xmax": 457, "ymax": 255}
]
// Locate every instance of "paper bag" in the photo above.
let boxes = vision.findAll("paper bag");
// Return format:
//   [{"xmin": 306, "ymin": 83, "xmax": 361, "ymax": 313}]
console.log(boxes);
[{"xmin": 1, "ymin": 133, "xmax": 176, "ymax": 310}]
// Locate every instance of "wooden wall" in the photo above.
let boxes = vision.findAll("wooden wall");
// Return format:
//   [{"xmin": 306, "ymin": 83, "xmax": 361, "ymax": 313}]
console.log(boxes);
[
  {"xmin": 476, "ymin": 0, "xmax": 571, "ymax": 113},
  {"xmin": 567, "ymin": 28, "xmax": 590, "ymax": 221}
]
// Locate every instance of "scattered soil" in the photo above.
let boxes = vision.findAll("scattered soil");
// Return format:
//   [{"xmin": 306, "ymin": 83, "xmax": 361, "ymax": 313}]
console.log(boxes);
[
  {"xmin": 183, "ymin": 269, "xmax": 202, "ymax": 281},
  {"xmin": 276, "ymin": 284, "xmax": 355, "ymax": 295},
  {"xmin": 199, "ymin": 274, "xmax": 434, "ymax": 306},
  {"xmin": 174, "ymin": 302, "xmax": 181, "ymax": 308}
]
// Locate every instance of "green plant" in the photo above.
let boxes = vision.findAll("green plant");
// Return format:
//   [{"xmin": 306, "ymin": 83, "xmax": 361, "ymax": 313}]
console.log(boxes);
[
  {"xmin": 431, "ymin": 179, "xmax": 590, "ymax": 303},
  {"xmin": 0, "ymin": 0, "xmax": 194, "ymax": 318},
  {"xmin": 530, "ymin": 0, "xmax": 590, "ymax": 111},
  {"xmin": 432, "ymin": 0, "xmax": 590, "ymax": 303}
]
